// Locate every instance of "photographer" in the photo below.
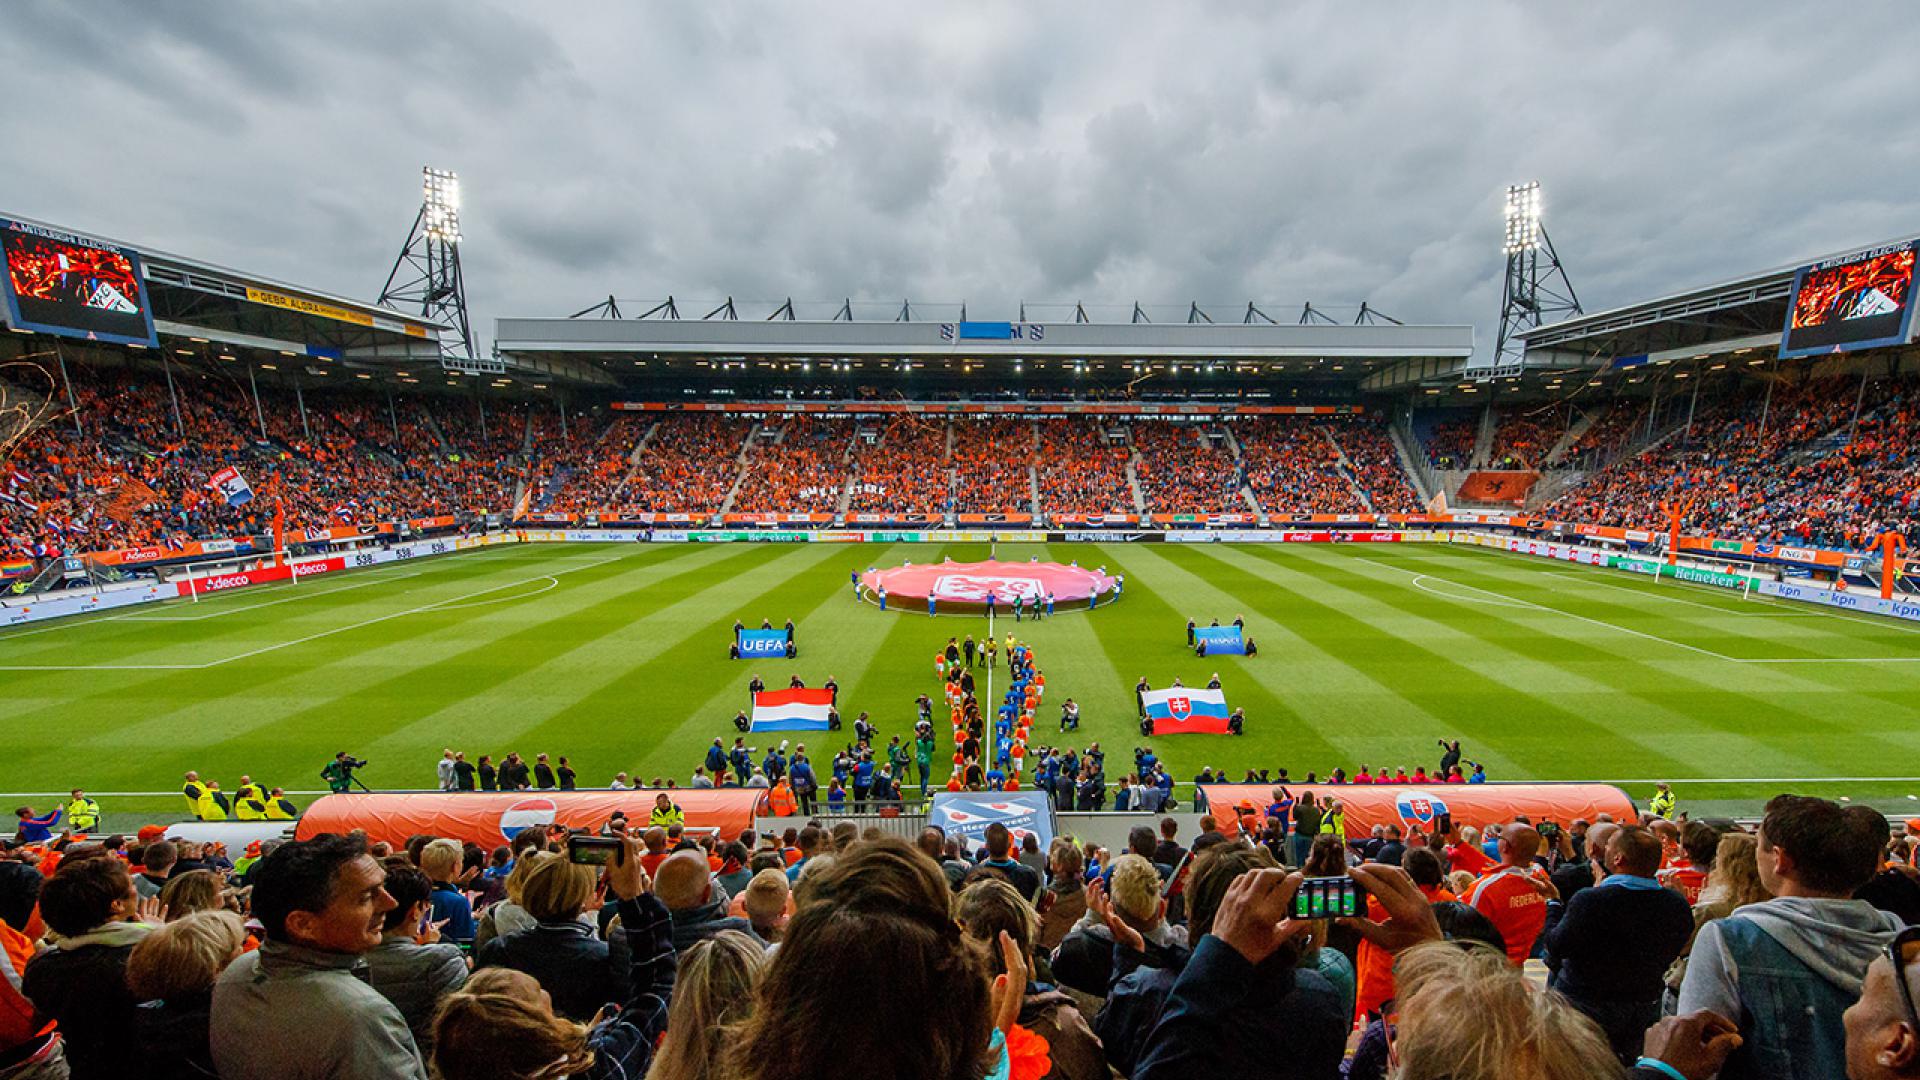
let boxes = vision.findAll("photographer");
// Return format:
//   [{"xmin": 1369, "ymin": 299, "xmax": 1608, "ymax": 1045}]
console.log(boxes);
[{"xmin": 319, "ymin": 752, "xmax": 369, "ymax": 795}]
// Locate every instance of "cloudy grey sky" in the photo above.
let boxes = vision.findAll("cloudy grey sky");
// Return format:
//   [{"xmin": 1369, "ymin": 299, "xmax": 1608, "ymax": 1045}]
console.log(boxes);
[{"xmin": 3, "ymin": 2, "xmax": 1917, "ymax": 351}]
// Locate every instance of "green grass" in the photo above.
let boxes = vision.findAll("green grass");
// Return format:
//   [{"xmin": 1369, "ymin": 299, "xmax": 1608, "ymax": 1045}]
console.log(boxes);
[{"xmin": 5, "ymin": 539, "xmax": 1920, "ymax": 821}]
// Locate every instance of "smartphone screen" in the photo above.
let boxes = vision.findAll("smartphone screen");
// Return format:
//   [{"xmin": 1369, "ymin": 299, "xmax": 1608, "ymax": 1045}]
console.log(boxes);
[
  {"xmin": 567, "ymin": 835, "xmax": 620, "ymax": 866},
  {"xmin": 1293, "ymin": 875, "xmax": 1365, "ymax": 920}
]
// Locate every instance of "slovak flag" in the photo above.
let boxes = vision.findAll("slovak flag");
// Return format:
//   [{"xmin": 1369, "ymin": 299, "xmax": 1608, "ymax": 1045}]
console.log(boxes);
[
  {"xmin": 207, "ymin": 467, "xmax": 254, "ymax": 507},
  {"xmin": 1142, "ymin": 686, "xmax": 1232, "ymax": 734},
  {"xmin": 751, "ymin": 688, "xmax": 835, "ymax": 732}
]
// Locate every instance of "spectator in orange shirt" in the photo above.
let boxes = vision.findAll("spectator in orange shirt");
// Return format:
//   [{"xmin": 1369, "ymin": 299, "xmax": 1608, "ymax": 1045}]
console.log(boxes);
[
  {"xmin": 1444, "ymin": 826, "xmax": 1495, "ymax": 878},
  {"xmin": 1659, "ymin": 821, "xmax": 1723, "ymax": 906},
  {"xmin": 1353, "ymin": 846, "xmax": 1453, "ymax": 1020},
  {"xmin": 1464, "ymin": 824, "xmax": 1554, "ymax": 965}
]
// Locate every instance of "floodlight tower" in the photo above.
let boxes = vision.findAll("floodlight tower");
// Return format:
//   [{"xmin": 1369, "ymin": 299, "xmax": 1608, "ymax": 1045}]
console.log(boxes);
[
  {"xmin": 1492, "ymin": 181, "xmax": 1582, "ymax": 368},
  {"xmin": 378, "ymin": 166, "xmax": 487, "ymax": 371}
]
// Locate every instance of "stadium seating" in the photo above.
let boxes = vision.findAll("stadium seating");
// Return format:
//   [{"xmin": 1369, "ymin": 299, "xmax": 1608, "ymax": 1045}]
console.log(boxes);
[
  {"xmin": 1035, "ymin": 419, "xmax": 1136, "ymax": 516},
  {"xmin": 948, "ymin": 419, "xmax": 1034, "ymax": 514},
  {"xmin": 1130, "ymin": 421, "xmax": 1242, "ymax": 514},
  {"xmin": 846, "ymin": 418, "xmax": 951, "ymax": 514}
]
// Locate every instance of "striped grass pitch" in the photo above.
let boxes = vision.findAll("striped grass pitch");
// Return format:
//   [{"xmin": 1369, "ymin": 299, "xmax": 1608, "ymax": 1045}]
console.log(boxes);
[{"xmin": 4, "ymin": 540, "xmax": 1918, "ymax": 818}]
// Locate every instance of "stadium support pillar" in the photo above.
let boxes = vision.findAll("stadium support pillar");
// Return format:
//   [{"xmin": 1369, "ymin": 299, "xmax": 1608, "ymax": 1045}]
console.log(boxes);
[
  {"xmin": 1849, "ymin": 369, "xmax": 1869, "ymax": 441},
  {"xmin": 477, "ymin": 395, "xmax": 488, "ymax": 442},
  {"xmin": 1757, "ymin": 360, "xmax": 1776, "ymax": 439},
  {"xmin": 557, "ymin": 399, "xmax": 568, "ymax": 439},
  {"xmin": 53, "ymin": 342, "xmax": 82, "ymax": 437},
  {"xmin": 1684, "ymin": 377, "xmax": 1700, "ymax": 442},
  {"xmin": 295, "ymin": 383, "xmax": 311, "ymax": 442},
  {"xmin": 247, "ymin": 362, "xmax": 266, "ymax": 439},
  {"xmin": 159, "ymin": 353, "xmax": 183, "ymax": 438}
]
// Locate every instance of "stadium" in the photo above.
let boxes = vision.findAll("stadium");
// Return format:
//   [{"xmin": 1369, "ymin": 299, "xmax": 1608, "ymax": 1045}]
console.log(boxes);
[{"xmin": 3, "ymin": 8, "xmax": 1919, "ymax": 1080}]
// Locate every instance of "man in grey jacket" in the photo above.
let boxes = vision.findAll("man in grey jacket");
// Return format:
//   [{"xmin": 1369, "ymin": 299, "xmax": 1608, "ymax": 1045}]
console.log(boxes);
[
  {"xmin": 1679, "ymin": 796, "xmax": 1904, "ymax": 1080},
  {"xmin": 212, "ymin": 834, "xmax": 427, "ymax": 1080},
  {"xmin": 365, "ymin": 863, "xmax": 469, "ymax": 1054}
]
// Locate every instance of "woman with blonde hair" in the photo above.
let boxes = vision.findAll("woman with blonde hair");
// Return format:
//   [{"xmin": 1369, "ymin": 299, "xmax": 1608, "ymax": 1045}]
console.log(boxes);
[
  {"xmin": 644, "ymin": 931, "xmax": 766, "ymax": 1080},
  {"xmin": 1391, "ymin": 940, "xmax": 1620, "ymax": 1080},
  {"xmin": 126, "ymin": 909, "xmax": 248, "ymax": 1079},
  {"xmin": 156, "ymin": 868, "xmax": 229, "ymax": 919},
  {"xmin": 1664, "ymin": 831, "xmax": 1770, "ymax": 1004},
  {"xmin": 475, "ymin": 851, "xmax": 625, "ymax": 1021},
  {"xmin": 434, "ymin": 834, "xmax": 671, "ymax": 1080}
]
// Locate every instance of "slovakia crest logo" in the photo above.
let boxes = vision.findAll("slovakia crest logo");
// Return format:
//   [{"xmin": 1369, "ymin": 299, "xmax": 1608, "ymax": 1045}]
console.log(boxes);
[
  {"xmin": 1395, "ymin": 790, "xmax": 1448, "ymax": 829},
  {"xmin": 1166, "ymin": 695, "xmax": 1193, "ymax": 719}
]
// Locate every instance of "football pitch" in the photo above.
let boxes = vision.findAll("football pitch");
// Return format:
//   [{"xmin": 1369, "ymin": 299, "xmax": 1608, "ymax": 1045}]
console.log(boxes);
[{"xmin": 5, "ymin": 539, "xmax": 1920, "ymax": 820}]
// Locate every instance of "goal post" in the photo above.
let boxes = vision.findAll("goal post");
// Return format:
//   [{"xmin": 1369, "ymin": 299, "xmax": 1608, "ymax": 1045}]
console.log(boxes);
[{"xmin": 159, "ymin": 549, "xmax": 297, "ymax": 602}]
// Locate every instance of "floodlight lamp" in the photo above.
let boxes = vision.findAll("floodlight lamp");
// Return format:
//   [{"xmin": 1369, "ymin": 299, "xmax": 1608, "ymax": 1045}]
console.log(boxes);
[
  {"xmin": 422, "ymin": 165, "xmax": 463, "ymax": 243},
  {"xmin": 1503, "ymin": 181, "xmax": 1541, "ymax": 254}
]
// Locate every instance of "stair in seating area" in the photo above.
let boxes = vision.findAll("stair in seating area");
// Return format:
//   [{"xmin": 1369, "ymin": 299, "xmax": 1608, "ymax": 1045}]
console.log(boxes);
[
  {"xmin": 1125, "ymin": 453, "xmax": 1146, "ymax": 514},
  {"xmin": 1544, "ymin": 408, "xmax": 1598, "ymax": 466},
  {"xmin": 1471, "ymin": 405, "xmax": 1496, "ymax": 468}
]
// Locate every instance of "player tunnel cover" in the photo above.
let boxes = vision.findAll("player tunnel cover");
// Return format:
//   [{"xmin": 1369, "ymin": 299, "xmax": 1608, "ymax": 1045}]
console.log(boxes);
[{"xmin": 860, "ymin": 559, "xmax": 1116, "ymax": 607}]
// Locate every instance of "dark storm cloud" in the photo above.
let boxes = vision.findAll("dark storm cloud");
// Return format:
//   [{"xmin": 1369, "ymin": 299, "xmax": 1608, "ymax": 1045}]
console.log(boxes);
[{"xmin": 3, "ymin": 2, "xmax": 1918, "ymax": 352}]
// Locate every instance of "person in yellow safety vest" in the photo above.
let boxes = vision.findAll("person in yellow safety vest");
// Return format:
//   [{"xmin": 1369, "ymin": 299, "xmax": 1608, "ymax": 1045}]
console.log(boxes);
[
  {"xmin": 63, "ymin": 789, "xmax": 101, "ymax": 833},
  {"xmin": 1319, "ymin": 799, "xmax": 1348, "ymax": 844},
  {"xmin": 263, "ymin": 788, "xmax": 298, "ymax": 820},
  {"xmin": 649, "ymin": 792, "xmax": 684, "ymax": 828},
  {"xmin": 235, "ymin": 775, "xmax": 267, "ymax": 808},
  {"xmin": 198, "ymin": 782, "xmax": 229, "ymax": 822},
  {"xmin": 1649, "ymin": 782, "xmax": 1677, "ymax": 820},
  {"xmin": 236, "ymin": 793, "xmax": 267, "ymax": 821},
  {"xmin": 182, "ymin": 771, "xmax": 210, "ymax": 820}
]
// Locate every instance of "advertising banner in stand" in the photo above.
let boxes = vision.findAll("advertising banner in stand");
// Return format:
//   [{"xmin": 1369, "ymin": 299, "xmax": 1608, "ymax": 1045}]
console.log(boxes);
[
  {"xmin": 927, "ymin": 791, "xmax": 1056, "ymax": 855},
  {"xmin": 295, "ymin": 791, "xmax": 765, "ymax": 849},
  {"xmin": 1199, "ymin": 782, "xmax": 1636, "ymax": 839}
]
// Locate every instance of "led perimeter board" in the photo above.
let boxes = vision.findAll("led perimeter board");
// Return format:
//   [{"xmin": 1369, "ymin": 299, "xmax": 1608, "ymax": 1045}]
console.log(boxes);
[
  {"xmin": 1779, "ymin": 240, "xmax": 1918, "ymax": 359},
  {"xmin": 0, "ymin": 219, "xmax": 157, "ymax": 346}
]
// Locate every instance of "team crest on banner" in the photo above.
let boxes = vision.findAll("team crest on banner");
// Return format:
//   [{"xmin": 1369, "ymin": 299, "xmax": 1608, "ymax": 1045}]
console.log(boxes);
[
  {"xmin": 928, "ymin": 791, "xmax": 1056, "ymax": 854},
  {"xmin": 1395, "ymin": 790, "xmax": 1449, "ymax": 830},
  {"xmin": 1166, "ymin": 695, "xmax": 1192, "ymax": 719},
  {"xmin": 932, "ymin": 574, "xmax": 1045, "ymax": 602}
]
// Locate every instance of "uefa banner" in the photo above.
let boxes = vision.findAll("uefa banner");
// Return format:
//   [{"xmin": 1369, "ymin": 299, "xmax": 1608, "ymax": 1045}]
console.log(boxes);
[{"xmin": 735, "ymin": 628, "xmax": 789, "ymax": 658}]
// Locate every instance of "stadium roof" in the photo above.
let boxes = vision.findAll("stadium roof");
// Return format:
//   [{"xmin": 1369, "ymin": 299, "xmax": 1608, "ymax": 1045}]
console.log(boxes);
[
  {"xmin": 493, "ymin": 311, "xmax": 1475, "ymax": 396},
  {"xmin": 1519, "ymin": 230, "xmax": 1920, "ymax": 366}
]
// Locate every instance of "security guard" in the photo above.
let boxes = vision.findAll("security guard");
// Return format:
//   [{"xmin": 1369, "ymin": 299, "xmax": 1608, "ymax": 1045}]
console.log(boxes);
[
  {"xmin": 1649, "ymin": 782, "xmax": 1677, "ymax": 820},
  {"xmin": 182, "ymin": 771, "xmax": 210, "ymax": 820},
  {"xmin": 63, "ymin": 789, "xmax": 101, "ymax": 833},
  {"xmin": 236, "ymin": 775, "xmax": 268, "ymax": 808},
  {"xmin": 236, "ymin": 791, "xmax": 268, "ymax": 820},
  {"xmin": 264, "ymin": 788, "xmax": 299, "ymax": 820}
]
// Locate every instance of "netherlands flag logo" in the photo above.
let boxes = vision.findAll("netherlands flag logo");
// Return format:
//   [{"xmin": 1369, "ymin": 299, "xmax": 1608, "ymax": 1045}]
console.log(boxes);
[{"xmin": 498, "ymin": 797, "xmax": 556, "ymax": 842}]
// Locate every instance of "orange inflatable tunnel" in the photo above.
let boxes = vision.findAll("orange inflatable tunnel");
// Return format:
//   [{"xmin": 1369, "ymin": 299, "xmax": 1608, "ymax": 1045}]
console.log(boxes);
[
  {"xmin": 1201, "ymin": 782, "xmax": 1635, "ymax": 838},
  {"xmin": 294, "ymin": 790, "xmax": 765, "ymax": 850}
]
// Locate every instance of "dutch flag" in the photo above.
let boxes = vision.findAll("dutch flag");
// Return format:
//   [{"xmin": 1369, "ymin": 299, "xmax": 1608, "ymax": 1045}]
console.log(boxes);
[{"xmin": 751, "ymin": 688, "xmax": 835, "ymax": 732}]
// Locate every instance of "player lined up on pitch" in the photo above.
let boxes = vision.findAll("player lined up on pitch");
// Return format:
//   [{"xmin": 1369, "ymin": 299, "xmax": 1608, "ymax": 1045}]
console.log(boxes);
[{"xmin": 936, "ymin": 633, "xmax": 1046, "ymax": 793}]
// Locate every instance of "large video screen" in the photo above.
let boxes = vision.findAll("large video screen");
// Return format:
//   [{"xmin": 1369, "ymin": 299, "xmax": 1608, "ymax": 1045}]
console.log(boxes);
[
  {"xmin": 0, "ymin": 219, "xmax": 156, "ymax": 346},
  {"xmin": 1779, "ymin": 240, "xmax": 1918, "ymax": 358}
]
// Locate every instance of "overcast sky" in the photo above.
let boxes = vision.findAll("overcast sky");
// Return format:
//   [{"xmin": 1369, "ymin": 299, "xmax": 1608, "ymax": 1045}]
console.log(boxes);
[{"xmin": 4, "ymin": 2, "xmax": 1917, "ymax": 353}]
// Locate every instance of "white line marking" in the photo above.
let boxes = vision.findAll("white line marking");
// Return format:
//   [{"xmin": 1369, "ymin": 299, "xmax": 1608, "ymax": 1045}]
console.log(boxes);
[
  {"xmin": 1539, "ymin": 570, "xmax": 1806, "ymax": 616},
  {"xmin": 122, "ymin": 572, "xmax": 423, "ymax": 621},
  {"xmin": 1410, "ymin": 574, "xmax": 1538, "ymax": 609},
  {"xmin": 420, "ymin": 576, "xmax": 558, "ymax": 611},
  {"xmin": 0, "ymin": 552, "xmax": 632, "ymax": 671},
  {"xmin": 1356, "ymin": 553, "xmax": 1920, "ymax": 664}
]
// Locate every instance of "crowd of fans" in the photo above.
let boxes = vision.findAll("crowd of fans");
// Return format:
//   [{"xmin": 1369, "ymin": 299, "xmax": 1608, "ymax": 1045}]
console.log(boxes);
[
  {"xmin": 5, "ymin": 786, "xmax": 1917, "ymax": 1080},
  {"xmin": 1422, "ymin": 416, "xmax": 1477, "ymax": 469},
  {"xmin": 1131, "ymin": 422, "xmax": 1241, "ymax": 514},
  {"xmin": 1036, "ymin": 420, "xmax": 1136, "ymax": 516},
  {"xmin": 730, "ymin": 420, "xmax": 850, "ymax": 515},
  {"xmin": 949, "ymin": 419, "xmax": 1035, "ymax": 515},
  {"xmin": 1487, "ymin": 406, "xmax": 1568, "ymax": 471},
  {"xmin": 846, "ymin": 419, "xmax": 949, "ymax": 514},
  {"xmin": 7, "ymin": 363, "xmax": 1918, "ymax": 564},
  {"xmin": 1547, "ymin": 374, "xmax": 1920, "ymax": 548}
]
